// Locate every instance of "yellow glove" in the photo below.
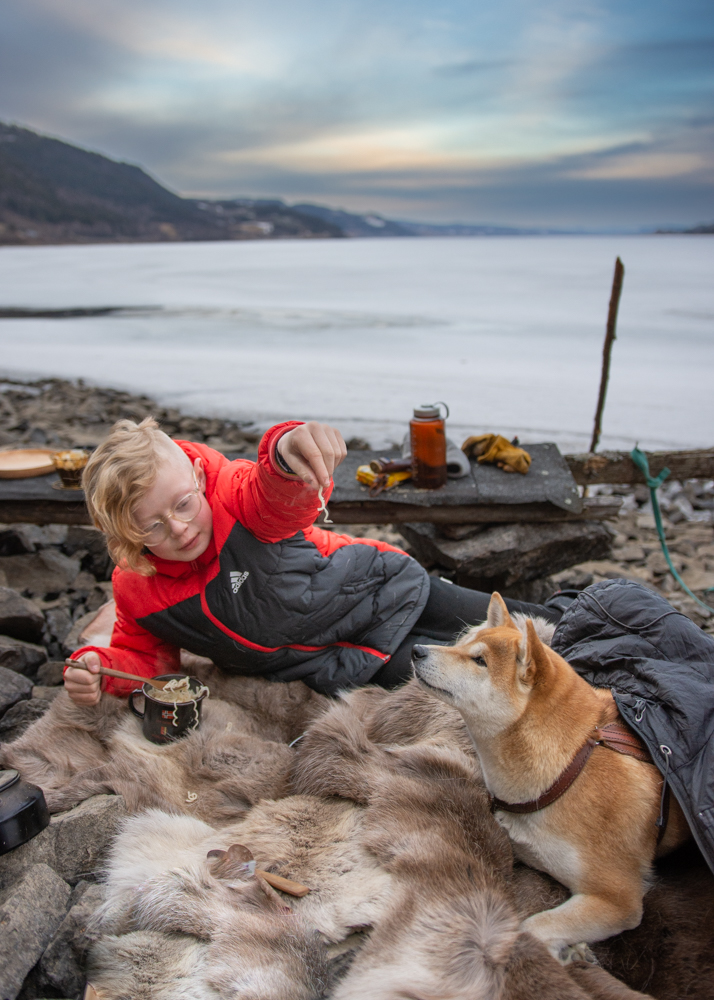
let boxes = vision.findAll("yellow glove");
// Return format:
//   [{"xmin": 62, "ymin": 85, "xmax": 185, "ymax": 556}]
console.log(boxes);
[{"xmin": 461, "ymin": 434, "xmax": 531, "ymax": 475}]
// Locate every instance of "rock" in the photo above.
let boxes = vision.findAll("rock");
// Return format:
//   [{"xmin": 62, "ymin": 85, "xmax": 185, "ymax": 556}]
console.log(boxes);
[
  {"xmin": 0, "ymin": 634, "xmax": 48, "ymax": 675},
  {"xmin": 0, "ymin": 525, "xmax": 35, "ymax": 556},
  {"xmin": 0, "ymin": 697, "xmax": 51, "ymax": 743},
  {"xmin": 45, "ymin": 606, "xmax": 73, "ymax": 645},
  {"xmin": 0, "ymin": 586, "xmax": 45, "ymax": 643},
  {"xmin": 64, "ymin": 602, "xmax": 116, "ymax": 654},
  {"xmin": 550, "ymin": 568, "xmax": 594, "ymax": 591},
  {"xmin": 62, "ymin": 526, "xmax": 113, "ymax": 582},
  {"xmin": 0, "ymin": 795, "xmax": 127, "ymax": 890},
  {"xmin": 500, "ymin": 576, "xmax": 556, "ymax": 604},
  {"xmin": 71, "ymin": 570, "xmax": 98, "ymax": 594},
  {"xmin": 0, "ymin": 863, "xmax": 71, "ymax": 1000},
  {"xmin": 612, "ymin": 543, "xmax": 646, "ymax": 563},
  {"xmin": 680, "ymin": 568, "xmax": 714, "ymax": 592},
  {"xmin": 439, "ymin": 523, "xmax": 487, "ymax": 541},
  {"xmin": 0, "ymin": 664, "xmax": 33, "ymax": 716},
  {"xmin": 0, "ymin": 550, "xmax": 79, "ymax": 597},
  {"xmin": 36, "ymin": 661, "xmax": 66, "ymax": 686},
  {"xmin": 400, "ymin": 520, "xmax": 614, "ymax": 590},
  {"xmin": 39, "ymin": 882, "xmax": 104, "ymax": 998},
  {"xmin": 52, "ymin": 795, "xmax": 127, "ymax": 884}
]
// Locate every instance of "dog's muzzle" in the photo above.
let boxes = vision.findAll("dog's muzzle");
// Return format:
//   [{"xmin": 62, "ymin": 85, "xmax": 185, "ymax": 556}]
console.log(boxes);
[{"xmin": 411, "ymin": 644, "xmax": 429, "ymax": 661}]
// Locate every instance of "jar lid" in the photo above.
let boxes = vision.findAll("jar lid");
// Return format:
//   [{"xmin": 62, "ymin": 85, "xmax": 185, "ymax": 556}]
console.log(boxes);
[{"xmin": 413, "ymin": 404, "xmax": 441, "ymax": 419}]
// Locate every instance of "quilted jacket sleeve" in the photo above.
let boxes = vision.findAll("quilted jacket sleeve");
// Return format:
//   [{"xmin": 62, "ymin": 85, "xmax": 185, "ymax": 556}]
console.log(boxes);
[
  {"xmin": 229, "ymin": 421, "xmax": 332, "ymax": 543},
  {"xmin": 66, "ymin": 573, "xmax": 181, "ymax": 698}
]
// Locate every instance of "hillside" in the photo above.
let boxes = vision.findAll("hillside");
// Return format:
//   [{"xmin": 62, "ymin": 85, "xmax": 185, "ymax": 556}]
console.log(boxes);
[{"xmin": 0, "ymin": 123, "xmax": 343, "ymax": 245}]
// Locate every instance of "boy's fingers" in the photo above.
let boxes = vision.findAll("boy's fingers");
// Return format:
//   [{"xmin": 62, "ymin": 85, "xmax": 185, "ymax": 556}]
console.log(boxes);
[
  {"xmin": 278, "ymin": 444, "xmax": 320, "ymax": 488},
  {"xmin": 325, "ymin": 427, "xmax": 347, "ymax": 468},
  {"xmin": 303, "ymin": 425, "xmax": 336, "ymax": 483},
  {"xmin": 66, "ymin": 657, "xmax": 100, "ymax": 674},
  {"xmin": 286, "ymin": 429, "xmax": 331, "ymax": 487}
]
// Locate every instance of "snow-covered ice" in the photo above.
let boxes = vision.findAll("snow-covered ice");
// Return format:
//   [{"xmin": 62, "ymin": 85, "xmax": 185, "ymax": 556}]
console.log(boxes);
[{"xmin": 0, "ymin": 235, "xmax": 712, "ymax": 451}]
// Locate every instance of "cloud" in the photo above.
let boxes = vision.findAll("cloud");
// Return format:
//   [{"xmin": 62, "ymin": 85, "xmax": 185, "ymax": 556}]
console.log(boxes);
[{"xmin": 0, "ymin": 0, "xmax": 713, "ymax": 226}]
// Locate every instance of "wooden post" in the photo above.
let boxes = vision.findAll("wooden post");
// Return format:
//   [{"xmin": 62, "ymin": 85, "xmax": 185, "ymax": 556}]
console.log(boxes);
[{"xmin": 589, "ymin": 257, "xmax": 625, "ymax": 454}]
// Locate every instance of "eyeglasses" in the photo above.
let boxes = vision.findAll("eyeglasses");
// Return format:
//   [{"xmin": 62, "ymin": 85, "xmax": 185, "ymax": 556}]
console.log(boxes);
[{"xmin": 139, "ymin": 474, "xmax": 203, "ymax": 545}]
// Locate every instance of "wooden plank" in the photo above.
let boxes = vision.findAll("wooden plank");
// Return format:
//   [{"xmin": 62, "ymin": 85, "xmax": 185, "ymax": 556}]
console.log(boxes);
[
  {"xmin": 324, "ymin": 495, "xmax": 621, "ymax": 525},
  {"xmin": 565, "ymin": 449, "xmax": 714, "ymax": 486},
  {"xmin": 0, "ymin": 499, "xmax": 92, "ymax": 525}
]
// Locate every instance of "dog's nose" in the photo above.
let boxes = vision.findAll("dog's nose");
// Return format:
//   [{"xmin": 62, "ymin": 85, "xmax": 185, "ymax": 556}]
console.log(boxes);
[{"xmin": 411, "ymin": 644, "xmax": 429, "ymax": 660}]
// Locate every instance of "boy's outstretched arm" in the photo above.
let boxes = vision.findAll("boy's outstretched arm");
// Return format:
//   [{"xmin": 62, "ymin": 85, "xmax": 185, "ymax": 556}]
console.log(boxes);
[
  {"xmin": 234, "ymin": 420, "xmax": 347, "ymax": 542},
  {"xmin": 65, "ymin": 598, "xmax": 181, "ymax": 703}
]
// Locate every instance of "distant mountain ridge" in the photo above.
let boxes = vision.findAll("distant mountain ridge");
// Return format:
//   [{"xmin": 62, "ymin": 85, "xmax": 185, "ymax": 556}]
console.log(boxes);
[
  {"xmin": 2, "ymin": 121, "xmax": 707, "ymax": 245},
  {"xmin": 0, "ymin": 123, "xmax": 342, "ymax": 244}
]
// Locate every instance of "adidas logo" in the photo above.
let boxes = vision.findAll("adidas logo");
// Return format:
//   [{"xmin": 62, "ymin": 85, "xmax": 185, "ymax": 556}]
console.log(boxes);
[{"xmin": 229, "ymin": 570, "xmax": 249, "ymax": 594}]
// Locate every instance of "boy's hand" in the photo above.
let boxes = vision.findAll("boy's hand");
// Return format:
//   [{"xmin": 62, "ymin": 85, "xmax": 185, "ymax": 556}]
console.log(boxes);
[
  {"xmin": 64, "ymin": 653, "xmax": 102, "ymax": 706},
  {"xmin": 277, "ymin": 422, "xmax": 347, "ymax": 489}
]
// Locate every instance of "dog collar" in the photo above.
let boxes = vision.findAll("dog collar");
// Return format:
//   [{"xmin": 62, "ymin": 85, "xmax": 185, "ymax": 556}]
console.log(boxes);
[{"xmin": 490, "ymin": 720, "xmax": 653, "ymax": 816}]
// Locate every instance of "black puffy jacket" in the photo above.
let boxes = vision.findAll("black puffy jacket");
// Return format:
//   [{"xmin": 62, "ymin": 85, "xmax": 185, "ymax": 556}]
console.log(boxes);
[{"xmin": 552, "ymin": 578, "xmax": 714, "ymax": 873}]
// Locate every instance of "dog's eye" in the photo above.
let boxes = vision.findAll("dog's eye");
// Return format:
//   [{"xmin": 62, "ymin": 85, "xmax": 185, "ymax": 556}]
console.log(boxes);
[{"xmin": 472, "ymin": 655, "xmax": 487, "ymax": 667}]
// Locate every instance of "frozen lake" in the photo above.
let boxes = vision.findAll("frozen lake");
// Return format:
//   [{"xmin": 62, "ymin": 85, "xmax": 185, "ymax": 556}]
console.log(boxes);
[{"xmin": 0, "ymin": 236, "xmax": 712, "ymax": 452}]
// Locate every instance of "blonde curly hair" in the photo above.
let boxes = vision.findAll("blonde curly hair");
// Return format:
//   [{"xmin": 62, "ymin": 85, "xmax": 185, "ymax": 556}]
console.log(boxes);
[{"xmin": 82, "ymin": 416, "xmax": 180, "ymax": 575}]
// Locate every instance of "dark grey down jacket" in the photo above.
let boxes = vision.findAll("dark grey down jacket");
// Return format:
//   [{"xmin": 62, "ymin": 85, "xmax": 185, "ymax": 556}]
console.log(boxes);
[{"xmin": 552, "ymin": 578, "xmax": 714, "ymax": 873}]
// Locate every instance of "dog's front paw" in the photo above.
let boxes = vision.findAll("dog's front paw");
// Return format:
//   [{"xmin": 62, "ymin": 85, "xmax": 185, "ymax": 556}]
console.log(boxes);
[{"xmin": 558, "ymin": 942, "xmax": 599, "ymax": 966}]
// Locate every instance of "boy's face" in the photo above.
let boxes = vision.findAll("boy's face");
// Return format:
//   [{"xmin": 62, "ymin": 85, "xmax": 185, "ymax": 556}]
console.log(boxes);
[{"xmin": 134, "ymin": 451, "xmax": 213, "ymax": 562}]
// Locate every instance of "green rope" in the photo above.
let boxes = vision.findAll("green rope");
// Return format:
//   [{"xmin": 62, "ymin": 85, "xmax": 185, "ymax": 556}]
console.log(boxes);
[{"xmin": 630, "ymin": 446, "xmax": 713, "ymax": 613}]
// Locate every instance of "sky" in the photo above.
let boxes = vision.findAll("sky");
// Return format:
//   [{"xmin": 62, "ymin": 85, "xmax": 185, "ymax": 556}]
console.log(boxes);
[{"xmin": 1, "ymin": 0, "xmax": 713, "ymax": 228}]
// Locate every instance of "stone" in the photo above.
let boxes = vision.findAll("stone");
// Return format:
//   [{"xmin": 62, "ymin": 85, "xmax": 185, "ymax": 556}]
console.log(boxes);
[
  {"xmin": 0, "ymin": 634, "xmax": 48, "ymax": 675},
  {"xmin": 52, "ymin": 795, "xmax": 127, "ymax": 884},
  {"xmin": 0, "ymin": 795, "xmax": 127, "ymax": 890},
  {"xmin": 45, "ymin": 606, "xmax": 73, "ymax": 645},
  {"xmin": 0, "ymin": 586, "xmax": 45, "ymax": 643},
  {"xmin": 680, "ymin": 568, "xmax": 714, "ymax": 592},
  {"xmin": 0, "ymin": 525, "xmax": 36, "ymax": 557},
  {"xmin": 612, "ymin": 543, "xmax": 646, "ymax": 563},
  {"xmin": 0, "ymin": 664, "xmax": 33, "ymax": 717},
  {"xmin": 71, "ymin": 570, "xmax": 98, "ymax": 594},
  {"xmin": 0, "ymin": 863, "xmax": 71, "ymax": 1000},
  {"xmin": 551, "ymin": 567, "xmax": 594, "ymax": 591},
  {"xmin": 62, "ymin": 525, "xmax": 113, "ymax": 582},
  {"xmin": 400, "ymin": 520, "xmax": 614, "ymax": 590},
  {"xmin": 0, "ymin": 550, "xmax": 79, "ymax": 597},
  {"xmin": 35, "ymin": 660, "xmax": 66, "ymax": 686},
  {"xmin": 0, "ymin": 697, "xmax": 51, "ymax": 743},
  {"xmin": 39, "ymin": 883, "xmax": 104, "ymax": 998},
  {"xmin": 64, "ymin": 602, "xmax": 116, "ymax": 654}
]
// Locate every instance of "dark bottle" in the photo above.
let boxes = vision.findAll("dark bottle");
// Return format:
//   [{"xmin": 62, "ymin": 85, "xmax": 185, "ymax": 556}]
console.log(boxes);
[{"xmin": 410, "ymin": 402, "xmax": 449, "ymax": 489}]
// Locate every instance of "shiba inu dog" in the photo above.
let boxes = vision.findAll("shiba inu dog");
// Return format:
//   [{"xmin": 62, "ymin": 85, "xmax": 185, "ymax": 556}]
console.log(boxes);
[{"xmin": 412, "ymin": 593, "xmax": 689, "ymax": 959}]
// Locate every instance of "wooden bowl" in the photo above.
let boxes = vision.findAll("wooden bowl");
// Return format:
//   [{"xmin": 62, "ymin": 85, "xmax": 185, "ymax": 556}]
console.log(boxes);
[{"xmin": 0, "ymin": 448, "xmax": 56, "ymax": 479}]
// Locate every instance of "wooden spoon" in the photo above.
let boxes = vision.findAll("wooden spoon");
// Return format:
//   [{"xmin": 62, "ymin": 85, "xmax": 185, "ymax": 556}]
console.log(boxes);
[{"xmin": 64, "ymin": 658, "xmax": 171, "ymax": 690}]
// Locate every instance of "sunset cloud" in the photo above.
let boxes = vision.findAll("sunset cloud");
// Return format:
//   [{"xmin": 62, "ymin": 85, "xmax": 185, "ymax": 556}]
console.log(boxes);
[{"xmin": 0, "ymin": 0, "xmax": 712, "ymax": 226}]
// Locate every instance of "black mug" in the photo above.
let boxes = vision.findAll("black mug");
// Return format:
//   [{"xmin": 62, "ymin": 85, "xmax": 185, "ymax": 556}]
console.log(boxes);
[{"xmin": 129, "ymin": 674, "xmax": 207, "ymax": 745}]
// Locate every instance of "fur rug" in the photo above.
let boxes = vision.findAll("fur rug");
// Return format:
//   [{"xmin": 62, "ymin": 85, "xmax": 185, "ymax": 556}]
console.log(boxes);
[
  {"xmin": 3, "ymin": 668, "xmax": 712, "ymax": 999},
  {"xmin": 2, "ymin": 664, "xmax": 326, "ymax": 822}
]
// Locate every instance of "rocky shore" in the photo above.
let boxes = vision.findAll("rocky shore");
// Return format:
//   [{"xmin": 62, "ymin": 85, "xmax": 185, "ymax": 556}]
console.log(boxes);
[{"xmin": 0, "ymin": 376, "xmax": 712, "ymax": 998}]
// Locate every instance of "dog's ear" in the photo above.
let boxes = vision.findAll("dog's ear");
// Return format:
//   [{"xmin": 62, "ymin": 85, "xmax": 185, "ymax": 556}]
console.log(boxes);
[
  {"xmin": 487, "ymin": 592, "xmax": 516, "ymax": 630},
  {"xmin": 517, "ymin": 619, "xmax": 551, "ymax": 687}
]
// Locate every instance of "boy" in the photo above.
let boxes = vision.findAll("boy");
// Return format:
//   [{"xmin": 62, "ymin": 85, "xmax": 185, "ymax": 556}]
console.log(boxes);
[{"xmin": 65, "ymin": 417, "xmax": 560, "ymax": 705}]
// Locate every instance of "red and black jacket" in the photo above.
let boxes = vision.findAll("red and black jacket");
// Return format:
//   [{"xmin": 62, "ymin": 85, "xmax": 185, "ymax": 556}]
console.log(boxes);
[{"xmin": 73, "ymin": 423, "xmax": 429, "ymax": 696}]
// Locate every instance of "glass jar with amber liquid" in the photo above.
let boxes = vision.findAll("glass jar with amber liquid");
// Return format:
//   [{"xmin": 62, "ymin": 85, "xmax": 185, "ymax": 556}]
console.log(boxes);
[{"xmin": 410, "ymin": 402, "xmax": 449, "ymax": 489}]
